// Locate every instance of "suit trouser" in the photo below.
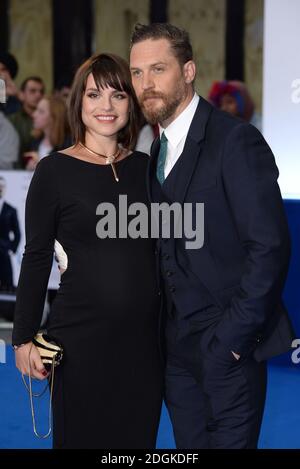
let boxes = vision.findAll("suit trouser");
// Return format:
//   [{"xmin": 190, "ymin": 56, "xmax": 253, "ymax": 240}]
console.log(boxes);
[{"xmin": 165, "ymin": 315, "xmax": 267, "ymax": 449}]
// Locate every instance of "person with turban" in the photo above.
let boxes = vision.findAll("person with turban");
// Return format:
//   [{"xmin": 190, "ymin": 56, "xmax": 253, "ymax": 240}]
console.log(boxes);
[{"xmin": 208, "ymin": 80, "xmax": 262, "ymax": 130}]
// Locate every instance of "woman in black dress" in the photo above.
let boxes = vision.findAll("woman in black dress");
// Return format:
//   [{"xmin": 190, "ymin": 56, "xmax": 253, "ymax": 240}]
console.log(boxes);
[{"xmin": 12, "ymin": 53, "xmax": 163, "ymax": 449}]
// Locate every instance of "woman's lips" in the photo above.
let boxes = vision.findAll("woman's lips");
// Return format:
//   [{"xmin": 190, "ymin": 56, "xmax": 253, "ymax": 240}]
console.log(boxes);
[{"xmin": 95, "ymin": 115, "xmax": 117, "ymax": 122}]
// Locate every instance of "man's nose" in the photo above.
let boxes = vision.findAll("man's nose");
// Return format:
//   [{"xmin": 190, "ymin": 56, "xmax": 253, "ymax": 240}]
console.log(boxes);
[{"xmin": 141, "ymin": 73, "xmax": 154, "ymax": 91}]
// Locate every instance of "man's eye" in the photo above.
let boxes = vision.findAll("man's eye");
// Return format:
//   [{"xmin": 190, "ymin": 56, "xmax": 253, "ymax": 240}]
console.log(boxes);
[
  {"xmin": 154, "ymin": 67, "xmax": 164, "ymax": 73},
  {"xmin": 132, "ymin": 70, "xmax": 141, "ymax": 77}
]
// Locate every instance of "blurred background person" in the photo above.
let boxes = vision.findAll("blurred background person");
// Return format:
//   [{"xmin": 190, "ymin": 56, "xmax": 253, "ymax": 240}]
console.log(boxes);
[
  {"xmin": 0, "ymin": 52, "xmax": 21, "ymax": 115},
  {"xmin": 53, "ymin": 77, "xmax": 71, "ymax": 103},
  {"xmin": 9, "ymin": 76, "xmax": 45, "ymax": 168},
  {"xmin": 208, "ymin": 80, "xmax": 262, "ymax": 131},
  {"xmin": 0, "ymin": 176, "xmax": 21, "ymax": 291},
  {"xmin": 0, "ymin": 104, "xmax": 19, "ymax": 169},
  {"xmin": 24, "ymin": 95, "xmax": 71, "ymax": 170}
]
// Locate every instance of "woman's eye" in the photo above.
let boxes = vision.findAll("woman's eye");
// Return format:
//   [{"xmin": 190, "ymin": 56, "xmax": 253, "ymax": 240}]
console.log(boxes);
[
  {"xmin": 87, "ymin": 93, "xmax": 99, "ymax": 99},
  {"xmin": 114, "ymin": 94, "xmax": 126, "ymax": 100}
]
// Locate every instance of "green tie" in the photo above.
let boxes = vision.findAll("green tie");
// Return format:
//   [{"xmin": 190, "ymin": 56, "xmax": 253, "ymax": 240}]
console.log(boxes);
[{"xmin": 156, "ymin": 132, "xmax": 168, "ymax": 185}]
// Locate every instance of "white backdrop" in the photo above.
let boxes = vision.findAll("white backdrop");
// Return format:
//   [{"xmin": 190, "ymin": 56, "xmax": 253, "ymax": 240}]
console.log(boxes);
[
  {"xmin": 263, "ymin": 0, "xmax": 300, "ymax": 199},
  {"xmin": 0, "ymin": 170, "xmax": 60, "ymax": 290}
]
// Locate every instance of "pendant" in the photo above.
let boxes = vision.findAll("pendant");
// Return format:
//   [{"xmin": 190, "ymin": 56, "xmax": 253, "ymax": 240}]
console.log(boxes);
[
  {"xmin": 111, "ymin": 163, "xmax": 119, "ymax": 182},
  {"xmin": 106, "ymin": 155, "xmax": 116, "ymax": 165}
]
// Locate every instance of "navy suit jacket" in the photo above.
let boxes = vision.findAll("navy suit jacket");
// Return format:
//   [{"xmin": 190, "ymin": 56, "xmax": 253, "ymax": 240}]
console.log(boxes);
[
  {"xmin": 0, "ymin": 201, "xmax": 21, "ymax": 254},
  {"xmin": 147, "ymin": 98, "xmax": 295, "ymax": 362}
]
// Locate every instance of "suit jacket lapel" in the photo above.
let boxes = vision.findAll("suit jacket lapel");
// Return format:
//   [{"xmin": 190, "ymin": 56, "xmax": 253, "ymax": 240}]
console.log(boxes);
[
  {"xmin": 147, "ymin": 98, "xmax": 214, "ymax": 204},
  {"xmin": 0, "ymin": 202, "xmax": 7, "ymax": 222},
  {"xmin": 171, "ymin": 98, "xmax": 213, "ymax": 205},
  {"xmin": 168, "ymin": 137, "xmax": 203, "ymax": 205}
]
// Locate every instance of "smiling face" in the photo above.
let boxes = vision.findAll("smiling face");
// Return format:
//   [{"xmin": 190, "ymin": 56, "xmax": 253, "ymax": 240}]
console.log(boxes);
[
  {"xmin": 81, "ymin": 73, "xmax": 130, "ymax": 141},
  {"xmin": 130, "ymin": 38, "xmax": 195, "ymax": 127}
]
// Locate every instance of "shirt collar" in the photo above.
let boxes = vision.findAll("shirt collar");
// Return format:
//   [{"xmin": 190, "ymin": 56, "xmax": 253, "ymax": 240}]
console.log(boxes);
[
  {"xmin": 0, "ymin": 198, "xmax": 4, "ymax": 214},
  {"xmin": 159, "ymin": 93, "xmax": 200, "ymax": 148}
]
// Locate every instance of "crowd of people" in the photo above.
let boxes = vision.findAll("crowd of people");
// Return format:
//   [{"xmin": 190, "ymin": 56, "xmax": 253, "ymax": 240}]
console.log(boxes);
[
  {"xmin": 0, "ymin": 51, "xmax": 261, "ymax": 171},
  {"xmin": 0, "ymin": 52, "xmax": 72, "ymax": 170}
]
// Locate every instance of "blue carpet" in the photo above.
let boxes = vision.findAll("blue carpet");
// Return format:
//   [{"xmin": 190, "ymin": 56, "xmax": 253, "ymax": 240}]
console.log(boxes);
[
  {"xmin": 0, "ymin": 347, "xmax": 299, "ymax": 449},
  {"xmin": 0, "ymin": 347, "xmax": 51, "ymax": 449}
]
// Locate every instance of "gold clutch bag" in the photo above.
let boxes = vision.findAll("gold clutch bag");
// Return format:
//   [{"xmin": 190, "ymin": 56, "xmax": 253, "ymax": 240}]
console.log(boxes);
[
  {"xmin": 32, "ymin": 333, "xmax": 64, "ymax": 369},
  {"xmin": 22, "ymin": 333, "xmax": 64, "ymax": 438}
]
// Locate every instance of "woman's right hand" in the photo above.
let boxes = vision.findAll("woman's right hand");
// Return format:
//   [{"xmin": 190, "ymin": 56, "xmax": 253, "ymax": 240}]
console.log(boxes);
[{"xmin": 15, "ymin": 342, "xmax": 49, "ymax": 380}]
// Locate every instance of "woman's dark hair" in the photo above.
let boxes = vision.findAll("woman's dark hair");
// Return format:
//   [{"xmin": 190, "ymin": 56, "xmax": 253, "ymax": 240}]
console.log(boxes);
[{"xmin": 68, "ymin": 53, "xmax": 142, "ymax": 150}]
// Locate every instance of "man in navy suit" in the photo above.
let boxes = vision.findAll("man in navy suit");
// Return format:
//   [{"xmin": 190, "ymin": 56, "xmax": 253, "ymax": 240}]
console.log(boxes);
[
  {"xmin": 0, "ymin": 176, "xmax": 21, "ymax": 290},
  {"xmin": 130, "ymin": 23, "xmax": 294, "ymax": 448}
]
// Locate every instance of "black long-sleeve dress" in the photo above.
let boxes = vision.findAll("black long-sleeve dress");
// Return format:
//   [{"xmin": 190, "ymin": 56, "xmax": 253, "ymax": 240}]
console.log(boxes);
[{"xmin": 12, "ymin": 151, "xmax": 164, "ymax": 449}]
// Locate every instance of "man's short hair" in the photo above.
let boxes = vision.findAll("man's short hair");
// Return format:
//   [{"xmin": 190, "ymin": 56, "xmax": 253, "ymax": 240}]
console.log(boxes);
[
  {"xmin": 20, "ymin": 76, "xmax": 45, "ymax": 93},
  {"xmin": 130, "ymin": 23, "xmax": 193, "ymax": 66}
]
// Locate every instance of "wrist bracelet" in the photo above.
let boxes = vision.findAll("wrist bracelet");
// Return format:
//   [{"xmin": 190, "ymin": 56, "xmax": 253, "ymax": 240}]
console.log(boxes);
[{"xmin": 12, "ymin": 343, "xmax": 28, "ymax": 351}]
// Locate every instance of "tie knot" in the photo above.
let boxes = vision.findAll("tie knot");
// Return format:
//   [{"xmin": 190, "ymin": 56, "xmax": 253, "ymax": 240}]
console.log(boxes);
[{"xmin": 160, "ymin": 132, "xmax": 168, "ymax": 144}]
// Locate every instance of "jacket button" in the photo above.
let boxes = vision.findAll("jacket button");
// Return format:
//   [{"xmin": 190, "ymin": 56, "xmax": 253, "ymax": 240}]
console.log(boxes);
[
  {"xmin": 170, "ymin": 286, "xmax": 176, "ymax": 293},
  {"xmin": 166, "ymin": 271, "xmax": 173, "ymax": 277},
  {"xmin": 164, "ymin": 254, "xmax": 170, "ymax": 260}
]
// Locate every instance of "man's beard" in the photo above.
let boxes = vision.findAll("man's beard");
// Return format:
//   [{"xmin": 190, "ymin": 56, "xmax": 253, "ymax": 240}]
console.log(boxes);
[{"xmin": 139, "ymin": 85, "xmax": 186, "ymax": 125}]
